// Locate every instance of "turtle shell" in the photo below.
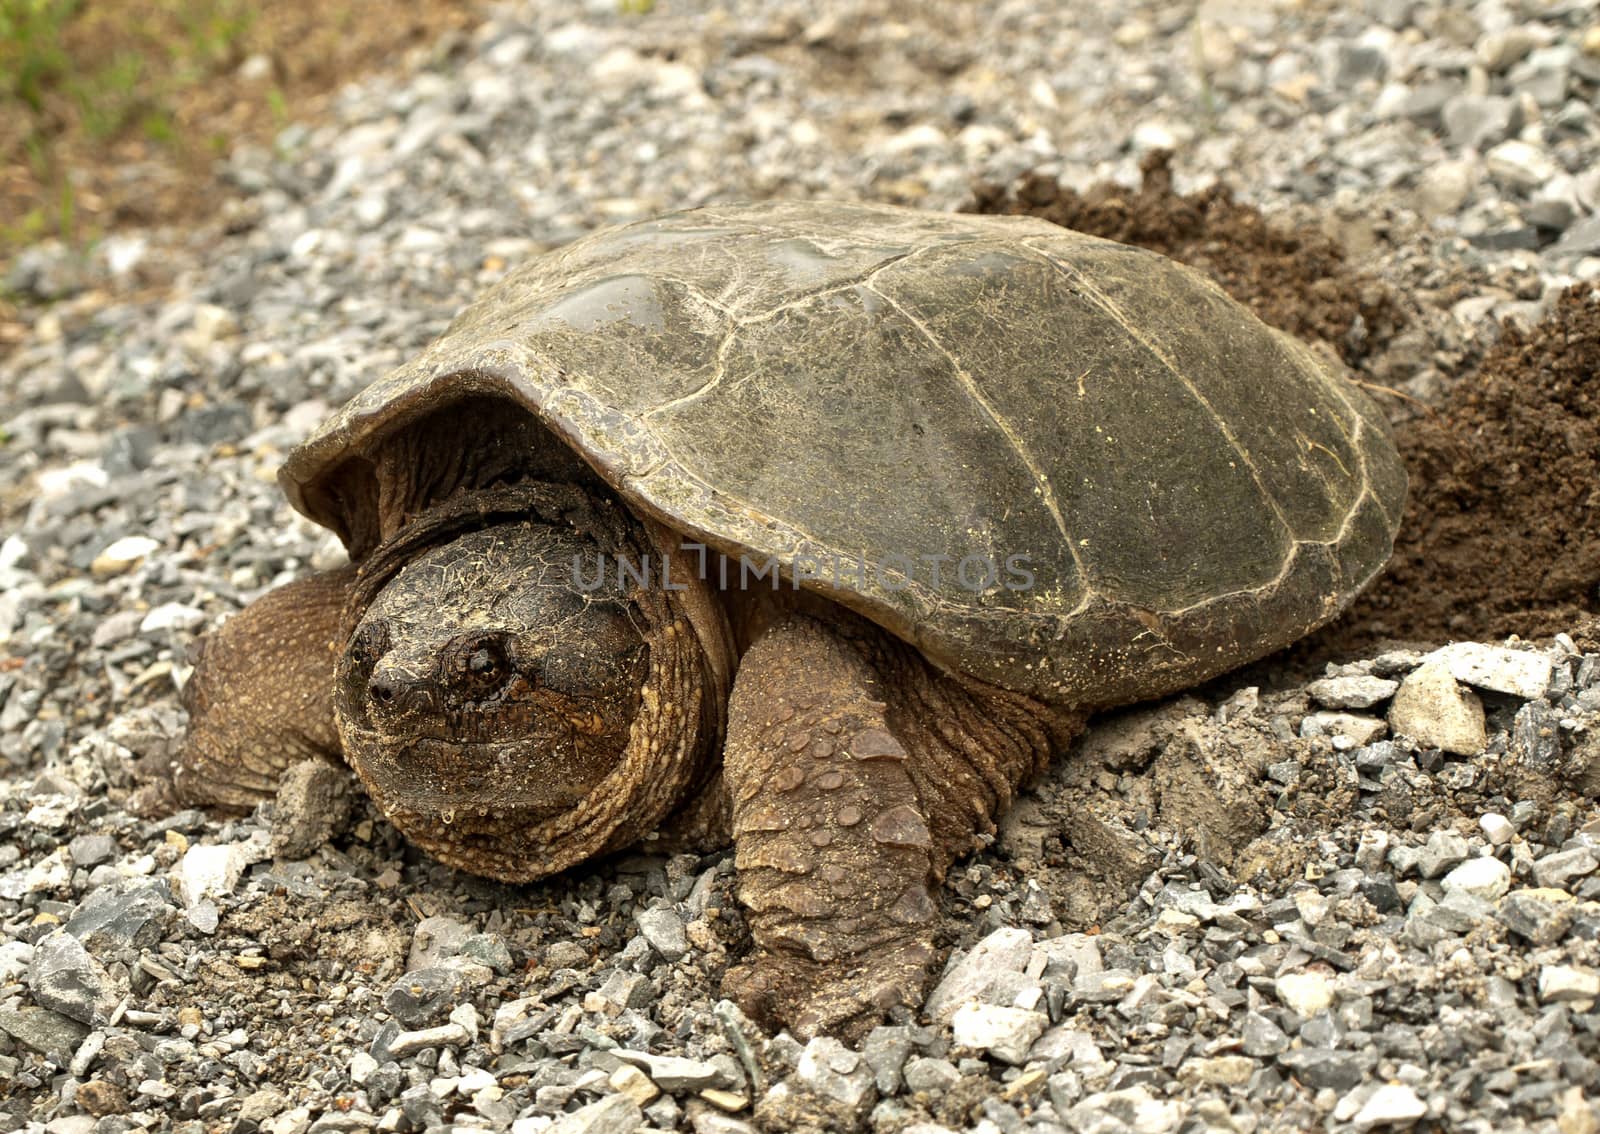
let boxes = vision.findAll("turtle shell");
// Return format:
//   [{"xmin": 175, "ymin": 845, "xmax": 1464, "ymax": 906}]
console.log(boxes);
[{"xmin": 283, "ymin": 201, "xmax": 1406, "ymax": 708}]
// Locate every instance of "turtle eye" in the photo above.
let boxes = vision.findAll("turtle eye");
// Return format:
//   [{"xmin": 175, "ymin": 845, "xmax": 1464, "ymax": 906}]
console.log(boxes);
[
  {"xmin": 455, "ymin": 634, "xmax": 512, "ymax": 693},
  {"xmin": 349, "ymin": 622, "xmax": 391, "ymax": 673}
]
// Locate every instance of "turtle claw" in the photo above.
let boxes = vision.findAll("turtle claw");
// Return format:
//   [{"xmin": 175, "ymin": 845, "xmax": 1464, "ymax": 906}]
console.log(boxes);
[{"xmin": 725, "ymin": 937, "xmax": 935, "ymax": 1042}]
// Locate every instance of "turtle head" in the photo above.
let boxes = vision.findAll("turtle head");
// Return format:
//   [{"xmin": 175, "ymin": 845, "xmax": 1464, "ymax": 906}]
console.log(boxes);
[{"xmin": 334, "ymin": 517, "xmax": 719, "ymax": 880}]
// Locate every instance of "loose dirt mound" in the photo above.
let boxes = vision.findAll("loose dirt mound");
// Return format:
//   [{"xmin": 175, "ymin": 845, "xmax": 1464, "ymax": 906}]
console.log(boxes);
[
  {"xmin": 1345, "ymin": 284, "xmax": 1600, "ymax": 646},
  {"xmin": 968, "ymin": 151, "xmax": 1407, "ymax": 370},
  {"xmin": 971, "ymin": 157, "xmax": 1600, "ymax": 652}
]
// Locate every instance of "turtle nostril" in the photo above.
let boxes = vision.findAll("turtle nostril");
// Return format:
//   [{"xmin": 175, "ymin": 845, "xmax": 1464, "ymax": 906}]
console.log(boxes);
[{"xmin": 370, "ymin": 675, "xmax": 398, "ymax": 705}]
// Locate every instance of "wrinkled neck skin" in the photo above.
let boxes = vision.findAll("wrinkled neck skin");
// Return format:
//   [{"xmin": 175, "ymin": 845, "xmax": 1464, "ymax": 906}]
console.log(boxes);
[{"xmin": 334, "ymin": 480, "xmax": 731, "ymax": 882}]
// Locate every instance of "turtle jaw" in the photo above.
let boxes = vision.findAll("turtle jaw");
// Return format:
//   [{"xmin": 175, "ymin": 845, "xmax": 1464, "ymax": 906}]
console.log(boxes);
[
  {"xmin": 337, "ymin": 723, "xmax": 604, "ymax": 881},
  {"xmin": 339, "ymin": 726, "xmax": 609, "ymax": 825},
  {"xmin": 336, "ymin": 717, "xmax": 689, "ymax": 883}
]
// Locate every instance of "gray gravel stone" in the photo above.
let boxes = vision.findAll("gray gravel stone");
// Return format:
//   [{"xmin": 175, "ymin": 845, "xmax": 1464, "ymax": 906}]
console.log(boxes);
[
  {"xmin": 611, "ymin": 1051, "xmax": 728, "ymax": 1093},
  {"xmin": 1241, "ymin": 1012, "xmax": 1291, "ymax": 1057},
  {"xmin": 861, "ymin": 1026, "xmax": 913, "ymax": 1095},
  {"xmin": 67, "ymin": 833, "xmax": 117, "ymax": 867},
  {"xmin": 1553, "ymin": 214, "xmax": 1600, "ymax": 257},
  {"xmin": 459, "ymin": 933, "xmax": 514, "ymax": 975},
  {"xmin": 408, "ymin": 916, "xmax": 473, "ymax": 971},
  {"xmin": 1277, "ymin": 1048, "xmax": 1371, "ymax": 1092},
  {"xmin": 1430, "ymin": 643, "xmax": 1554, "ymax": 700},
  {"xmin": 596, "ymin": 970, "xmax": 652, "ymax": 1011},
  {"xmin": 548, "ymin": 1094, "xmax": 642, "ymax": 1134},
  {"xmin": 0, "ymin": 1006, "xmax": 90, "ymax": 1057},
  {"xmin": 1532, "ymin": 847, "xmax": 1599, "ymax": 891},
  {"xmin": 924, "ymin": 926, "xmax": 1034, "ymax": 1022},
  {"xmin": 1497, "ymin": 889, "xmax": 1574, "ymax": 940},
  {"xmin": 383, "ymin": 966, "xmax": 468, "ymax": 1029},
  {"xmin": 269, "ymin": 758, "xmax": 353, "ymax": 859},
  {"xmin": 64, "ymin": 881, "xmax": 175, "ymax": 952},
  {"xmin": 1306, "ymin": 675, "xmax": 1399, "ymax": 709},
  {"xmin": 1417, "ymin": 830, "xmax": 1472, "ymax": 879},
  {"xmin": 634, "ymin": 906, "xmax": 688, "ymax": 961},
  {"xmin": 903, "ymin": 1056, "xmax": 961, "ymax": 1094},
  {"xmin": 28, "ymin": 931, "xmax": 120, "ymax": 1024},
  {"xmin": 1029, "ymin": 1025, "xmax": 1109, "ymax": 1075},
  {"xmin": 1442, "ymin": 94, "xmax": 1517, "ymax": 148},
  {"xmin": 793, "ymin": 1037, "xmax": 876, "ymax": 1115}
]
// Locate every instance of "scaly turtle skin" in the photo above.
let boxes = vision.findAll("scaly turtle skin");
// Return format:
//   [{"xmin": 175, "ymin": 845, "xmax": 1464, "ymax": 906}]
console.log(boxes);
[{"xmin": 177, "ymin": 201, "xmax": 1406, "ymax": 1039}]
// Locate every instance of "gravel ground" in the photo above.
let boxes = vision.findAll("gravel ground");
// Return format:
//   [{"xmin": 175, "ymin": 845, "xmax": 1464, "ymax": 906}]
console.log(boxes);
[{"xmin": 4, "ymin": 1, "xmax": 1600, "ymax": 1132}]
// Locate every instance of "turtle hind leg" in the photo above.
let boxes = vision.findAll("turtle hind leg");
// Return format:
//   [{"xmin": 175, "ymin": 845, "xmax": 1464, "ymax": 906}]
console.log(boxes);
[
  {"xmin": 175, "ymin": 566, "xmax": 355, "ymax": 810},
  {"xmin": 721, "ymin": 612, "xmax": 1067, "ymax": 1041}
]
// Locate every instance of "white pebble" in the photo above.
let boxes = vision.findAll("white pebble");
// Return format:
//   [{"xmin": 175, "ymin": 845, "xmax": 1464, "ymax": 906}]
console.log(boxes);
[
  {"xmin": 1539, "ymin": 964, "xmax": 1600, "ymax": 1003},
  {"xmin": 1353, "ymin": 1082, "xmax": 1428, "ymax": 1129},
  {"xmin": 1306, "ymin": 675, "xmax": 1398, "ymax": 709},
  {"xmin": 1300, "ymin": 711, "xmax": 1388, "ymax": 746},
  {"xmin": 1275, "ymin": 971, "xmax": 1334, "ymax": 1018},
  {"xmin": 176, "ymin": 837, "xmax": 269, "ymax": 905},
  {"xmin": 1485, "ymin": 140, "xmax": 1559, "ymax": 192},
  {"xmin": 0, "ymin": 536, "xmax": 29, "ymax": 571},
  {"xmin": 36, "ymin": 461, "xmax": 109, "ymax": 502},
  {"xmin": 91, "ymin": 536, "xmax": 161, "ymax": 577},
  {"xmin": 1479, "ymin": 813, "xmax": 1515, "ymax": 846},
  {"xmin": 140, "ymin": 603, "xmax": 207, "ymax": 633},
  {"xmin": 951, "ymin": 1002, "xmax": 1049, "ymax": 1065},
  {"xmin": 449, "ymin": 1002, "xmax": 480, "ymax": 1041},
  {"xmin": 1426, "ymin": 643, "xmax": 1553, "ymax": 701},
  {"xmin": 1387, "ymin": 661, "xmax": 1486, "ymax": 755},
  {"xmin": 925, "ymin": 926, "xmax": 1034, "ymax": 1022},
  {"xmin": 1441, "ymin": 856, "xmax": 1511, "ymax": 902}
]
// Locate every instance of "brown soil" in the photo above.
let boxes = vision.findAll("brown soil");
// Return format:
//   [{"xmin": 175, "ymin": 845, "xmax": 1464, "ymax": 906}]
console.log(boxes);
[
  {"xmin": 969, "ymin": 155, "xmax": 1600, "ymax": 653},
  {"xmin": 1346, "ymin": 285, "xmax": 1600, "ymax": 647}
]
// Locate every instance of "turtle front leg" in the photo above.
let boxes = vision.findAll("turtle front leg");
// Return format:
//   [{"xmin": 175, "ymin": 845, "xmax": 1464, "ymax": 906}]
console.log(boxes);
[
  {"xmin": 722, "ymin": 612, "xmax": 1067, "ymax": 1040},
  {"xmin": 176, "ymin": 566, "xmax": 356, "ymax": 809},
  {"xmin": 722, "ymin": 614, "xmax": 936, "ymax": 1040}
]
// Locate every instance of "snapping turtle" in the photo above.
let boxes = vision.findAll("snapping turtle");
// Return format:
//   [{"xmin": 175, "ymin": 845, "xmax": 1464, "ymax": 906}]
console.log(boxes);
[{"xmin": 178, "ymin": 201, "xmax": 1405, "ymax": 1037}]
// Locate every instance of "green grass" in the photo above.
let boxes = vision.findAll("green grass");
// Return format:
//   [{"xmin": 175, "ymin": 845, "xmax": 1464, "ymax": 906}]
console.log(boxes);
[
  {"xmin": 265, "ymin": 84, "xmax": 289, "ymax": 126},
  {"xmin": 0, "ymin": 0, "xmax": 256, "ymax": 252},
  {"xmin": 0, "ymin": 0, "xmax": 77, "ymax": 113}
]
